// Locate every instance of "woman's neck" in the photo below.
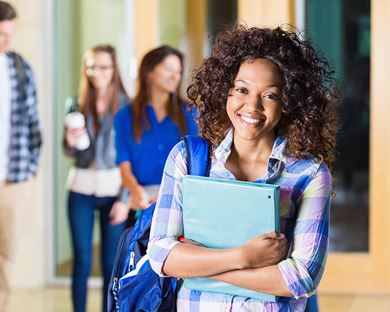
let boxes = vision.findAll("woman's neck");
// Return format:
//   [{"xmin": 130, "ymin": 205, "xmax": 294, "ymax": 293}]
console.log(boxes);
[
  {"xmin": 149, "ymin": 86, "xmax": 170, "ymax": 122},
  {"xmin": 226, "ymin": 131, "xmax": 276, "ymax": 181},
  {"xmin": 232, "ymin": 132, "xmax": 275, "ymax": 163},
  {"xmin": 95, "ymin": 87, "xmax": 112, "ymax": 116}
]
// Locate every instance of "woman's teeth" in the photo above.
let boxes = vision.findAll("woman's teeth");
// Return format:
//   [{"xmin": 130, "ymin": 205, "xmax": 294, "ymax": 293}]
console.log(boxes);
[{"xmin": 241, "ymin": 115, "xmax": 260, "ymax": 124}]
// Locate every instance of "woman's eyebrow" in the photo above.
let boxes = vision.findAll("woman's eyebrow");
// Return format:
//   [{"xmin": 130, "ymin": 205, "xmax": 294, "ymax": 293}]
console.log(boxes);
[
  {"xmin": 234, "ymin": 79, "xmax": 249, "ymax": 85},
  {"xmin": 267, "ymin": 84, "xmax": 283, "ymax": 89},
  {"xmin": 235, "ymin": 79, "xmax": 282, "ymax": 89}
]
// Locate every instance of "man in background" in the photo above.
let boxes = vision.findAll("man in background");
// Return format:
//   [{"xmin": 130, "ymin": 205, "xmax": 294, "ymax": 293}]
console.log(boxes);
[{"xmin": 0, "ymin": 2, "xmax": 42, "ymax": 310}]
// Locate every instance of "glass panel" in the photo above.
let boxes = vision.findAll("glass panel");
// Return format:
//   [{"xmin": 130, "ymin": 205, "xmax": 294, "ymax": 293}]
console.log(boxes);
[
  {"xmin": 205, "ymin": 0, "xmax": 237, "ymax": 54},
  {"xmin": 306, "ymin": 0, "xmax": 370, "ymax": 252}
]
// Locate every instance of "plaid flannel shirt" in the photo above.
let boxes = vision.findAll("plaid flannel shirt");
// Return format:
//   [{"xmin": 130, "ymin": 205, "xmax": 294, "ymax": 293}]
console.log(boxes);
[
  {"xmin": 5, "ymin": 51, "xmax": 42, "ymax": 183},
  {"xmin": 148, "ymin": 129, "xmax": 331, "ymax": 311}
]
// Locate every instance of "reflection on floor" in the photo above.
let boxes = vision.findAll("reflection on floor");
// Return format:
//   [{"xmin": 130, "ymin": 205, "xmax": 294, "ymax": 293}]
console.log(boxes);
[{"xmin": 8, "ymin": 288, "xmax": 390, "ymax": 311}]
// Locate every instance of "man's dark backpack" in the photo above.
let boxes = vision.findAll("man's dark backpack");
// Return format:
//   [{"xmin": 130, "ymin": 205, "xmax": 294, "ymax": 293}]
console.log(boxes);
[
  {"xmin": 107, "ymin": 135, "xmax": 210, "ymax": 312},
  {"xmin": 12, "ymin": 53, "xmax": 26, "ymax": 99}
]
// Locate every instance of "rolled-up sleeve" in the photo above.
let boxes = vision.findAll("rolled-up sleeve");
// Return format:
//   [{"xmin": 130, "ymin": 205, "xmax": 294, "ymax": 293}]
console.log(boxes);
[
  {"xmin": 147, "ymin": 141, "xmax": 188, "ymax": 276},
  {"xmin": 278, "ymin": 164, "xmax": 331, "ymax": 299}
]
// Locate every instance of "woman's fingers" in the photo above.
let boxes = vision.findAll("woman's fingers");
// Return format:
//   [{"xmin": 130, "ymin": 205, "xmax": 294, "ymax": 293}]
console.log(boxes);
[
  {"xmin": 262, "ymin": 231, "xmax": 285, "ymax": 240},
  {"xmin": 110, "ymin": 201, "xmax": 130, "ymax": 225}
]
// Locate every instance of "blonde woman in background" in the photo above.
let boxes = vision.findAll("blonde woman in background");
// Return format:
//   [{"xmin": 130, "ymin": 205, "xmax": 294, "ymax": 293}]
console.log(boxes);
[{"xmin": 63, "ymin": 44, "xmax": 129, "ymax": 312}]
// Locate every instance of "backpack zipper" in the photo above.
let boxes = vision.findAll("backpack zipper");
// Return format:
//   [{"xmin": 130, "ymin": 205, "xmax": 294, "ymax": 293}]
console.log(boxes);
[{"xmin": 129, "ymin": 251, "xmax": 135, "ymax": 271}]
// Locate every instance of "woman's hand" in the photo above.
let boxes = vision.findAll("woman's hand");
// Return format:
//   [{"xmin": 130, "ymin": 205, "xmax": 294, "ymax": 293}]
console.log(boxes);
[
  {"xmin": 109, "ymin": 201, "xmax": 130, "ymax": 225},
  {"xmin": 119, "ymin": 162, "xmax": 152, "ymax": 210},
  {"xmin": 65, "ymin": 128, "xmax": 86, "ymax": 148},
  {"xmin": 129, "ymin": 185, "xmax": 150, "ymax": 210},
  {"xmin": 239, "ymin": 232, "xmax": 288, "ymax": 269}
]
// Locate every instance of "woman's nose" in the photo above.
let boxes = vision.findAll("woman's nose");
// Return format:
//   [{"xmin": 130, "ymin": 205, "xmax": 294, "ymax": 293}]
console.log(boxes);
[{"xmin": 246, "ymin": 94, "xmax": 264, "ymax": 110}]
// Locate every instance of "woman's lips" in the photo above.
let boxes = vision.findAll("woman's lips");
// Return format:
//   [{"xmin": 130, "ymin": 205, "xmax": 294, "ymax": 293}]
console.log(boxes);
[{"xmin": 237, "ymin": 113, "xmax": 265, "ymax": 126}]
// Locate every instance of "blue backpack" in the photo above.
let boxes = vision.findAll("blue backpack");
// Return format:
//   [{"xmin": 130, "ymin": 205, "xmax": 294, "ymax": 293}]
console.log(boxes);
[{"xmin": 107, "ymin": 135, "xmax": 210, "ymax": 312}]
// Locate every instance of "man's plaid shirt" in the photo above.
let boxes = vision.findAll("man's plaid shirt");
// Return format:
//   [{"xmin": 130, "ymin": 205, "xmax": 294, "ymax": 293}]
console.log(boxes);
[{"xmin": 4, "ymin": 51, "xmax": 42, "ymax": 183}]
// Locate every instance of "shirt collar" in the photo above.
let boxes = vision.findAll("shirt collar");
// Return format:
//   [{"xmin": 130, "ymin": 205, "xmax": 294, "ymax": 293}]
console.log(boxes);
[
  {"xmin": 269, "ymin": 134, "xmax": 288, "ymax": 164},
  {"xmin": 213, "ymin": 128, "xmax": 288, "ymax": 164},
  {"xmin": 214, "ymin": 128, "xmax": 234, "ymax": 163}
]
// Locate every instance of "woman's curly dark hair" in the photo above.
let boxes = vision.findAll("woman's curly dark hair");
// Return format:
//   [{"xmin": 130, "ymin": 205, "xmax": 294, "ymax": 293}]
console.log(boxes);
[{"xmin": 187, "ymin": 25, "xmax": 339, "ymax": 168}]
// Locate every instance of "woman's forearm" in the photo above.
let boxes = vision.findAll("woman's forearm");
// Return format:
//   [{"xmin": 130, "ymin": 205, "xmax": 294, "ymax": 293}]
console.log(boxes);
[
  {"xmin": 162, "ymin": 243, "xmax": 245, "ymax": 278},
  {"xmin": 210, "ymin": 265, "xmax": 292, "ymax": 297},
  {"xmin": 119, "ymin": 162, "xmax": 140, "ymax": 191}
]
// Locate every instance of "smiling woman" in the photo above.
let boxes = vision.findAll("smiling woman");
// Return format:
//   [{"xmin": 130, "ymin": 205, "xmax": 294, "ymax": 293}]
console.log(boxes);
[
  {"xmin": 226, "ymin": 59, "xmax": 283, "ymax": 138},
  {"xmin": 84, "ymin": 52, "xmax": 114, "ymax": 89},
  {"xmin": 113, "ymin": 45, "xmax": 198, "ymax": 214},
  {"xmin": 225, "ymin": 58, "xmax": 283, "ymax": 181},
  {"xmin": 148, "ymin": 25, "xmax": 340, "ymax": 311}
]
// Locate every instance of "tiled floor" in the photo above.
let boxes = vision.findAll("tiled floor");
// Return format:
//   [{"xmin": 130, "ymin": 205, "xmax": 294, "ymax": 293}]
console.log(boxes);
[{"xmin": 7, "ymin": 288, "xmax": 390, "ymax": 311}]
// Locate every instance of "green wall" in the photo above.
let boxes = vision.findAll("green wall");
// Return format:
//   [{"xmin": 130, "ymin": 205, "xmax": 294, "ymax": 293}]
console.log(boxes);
[
  {"xmin": 159, "ymin": 0, "xmax": 186, "ymax": 49},
  {"xmin": 54, "ymin": 0, "xmax": 81, "ymax": 273}
]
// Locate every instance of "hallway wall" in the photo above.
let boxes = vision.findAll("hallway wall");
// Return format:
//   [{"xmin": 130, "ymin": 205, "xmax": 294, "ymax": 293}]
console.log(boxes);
[{"xmin": 7, "ymin": 0, "xmax": 54, "ymax": 287}]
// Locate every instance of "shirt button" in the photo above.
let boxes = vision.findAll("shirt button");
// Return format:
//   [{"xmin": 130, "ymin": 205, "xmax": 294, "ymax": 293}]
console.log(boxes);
[{"xmin": 158, "ymin": 144, "xmax": 164, "ymax": 151}]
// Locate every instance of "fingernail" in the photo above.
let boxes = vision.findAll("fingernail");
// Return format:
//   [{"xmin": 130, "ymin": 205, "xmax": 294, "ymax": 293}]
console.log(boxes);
[{"xmin": 178, "ymin": 236, "xmax": 185, "ymax": 242}]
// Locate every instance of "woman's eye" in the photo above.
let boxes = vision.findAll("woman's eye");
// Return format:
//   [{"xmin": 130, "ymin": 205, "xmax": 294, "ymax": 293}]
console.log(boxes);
[
  {"xmin": 264, "ymin": 93, "xmax": 280, "ymax": 100},
  {"xmin": 236, "ymin": 87, "xmax": 248, "ymax": 94}
]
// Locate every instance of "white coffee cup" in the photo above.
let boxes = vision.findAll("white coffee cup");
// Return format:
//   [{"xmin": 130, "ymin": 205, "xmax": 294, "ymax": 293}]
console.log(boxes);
[{"xmin": 64, "ymin": 112, "xmax": 90, "ymax": 150}]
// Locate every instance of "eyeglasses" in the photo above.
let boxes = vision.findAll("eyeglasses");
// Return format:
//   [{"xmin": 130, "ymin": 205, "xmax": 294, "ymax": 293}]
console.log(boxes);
[{"xmin": 85, "ymin": 65, "xmax": 114, "ymax": 76}]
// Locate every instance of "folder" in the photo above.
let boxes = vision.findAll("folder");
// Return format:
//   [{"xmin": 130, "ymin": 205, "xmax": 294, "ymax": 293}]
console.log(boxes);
[{"xmin": 182, "ymin": 175, "xmax": 280, "ymax": 302}]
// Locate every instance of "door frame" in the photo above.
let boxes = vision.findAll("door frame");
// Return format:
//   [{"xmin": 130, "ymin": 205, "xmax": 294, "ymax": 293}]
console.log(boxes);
[{"xmin": 320, "ymin": 0, "xmax": 390, "ymax": 294}]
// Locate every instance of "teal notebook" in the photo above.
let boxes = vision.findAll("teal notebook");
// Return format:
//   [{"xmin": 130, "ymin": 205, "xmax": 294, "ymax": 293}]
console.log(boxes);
[{"xmin": 182, "ymin": 175, "xmax": 280, "ymax": 302}]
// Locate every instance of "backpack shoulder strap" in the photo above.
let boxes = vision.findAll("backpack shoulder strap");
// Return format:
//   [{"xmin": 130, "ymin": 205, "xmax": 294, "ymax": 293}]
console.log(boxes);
[
  {"xmin": 182, "ymin": 135, "xmax": 210, "ymax": 177},
  {"xmin": 12, "ymin": 53, "xmax": 26, "ymax": 98}
]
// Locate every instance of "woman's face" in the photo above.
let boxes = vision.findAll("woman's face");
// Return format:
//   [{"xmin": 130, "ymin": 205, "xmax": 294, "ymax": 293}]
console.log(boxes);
[
  {"xmin": 226, "ymin": 58, "xmax": 283, "ymax": 143},
  {"xmin": 148, "ymin": 54, "xmax": 182, "ymax": 94},
  {"xmin": 85, "ymin": 51, "xmax": 114, "ymax": 90}
]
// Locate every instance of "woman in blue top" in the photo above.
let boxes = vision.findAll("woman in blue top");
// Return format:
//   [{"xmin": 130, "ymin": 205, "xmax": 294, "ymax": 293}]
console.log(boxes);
[{"xmin": 114, "ymin": 45, "xmax": 198, "ymax": 213}]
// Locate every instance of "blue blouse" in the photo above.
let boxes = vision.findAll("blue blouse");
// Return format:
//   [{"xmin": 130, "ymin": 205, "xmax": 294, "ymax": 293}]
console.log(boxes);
[{"xmin": 114, "ymin": 104, "xmax": 198, "ymax": 185}]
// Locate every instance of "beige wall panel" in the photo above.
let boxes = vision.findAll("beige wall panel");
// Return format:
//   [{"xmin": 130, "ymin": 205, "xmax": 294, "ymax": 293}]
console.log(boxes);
[
  {"xmin": 369, "ymin": 0, "xmax": 390, "ymax": 282},
  {"xmin": 186, "ymin": 0, "xmax": 206, "ymax": 73},
  {"xmin": 6, "ymin": 0, "xmax": 53, "ymax": 288},
  {"xmin": 238, "ymin": 0, "xmax": 294, "ymax": 28},
  {"xmin": 135, "ymin": 0, "xmax": 159, "ymax": 64}
]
